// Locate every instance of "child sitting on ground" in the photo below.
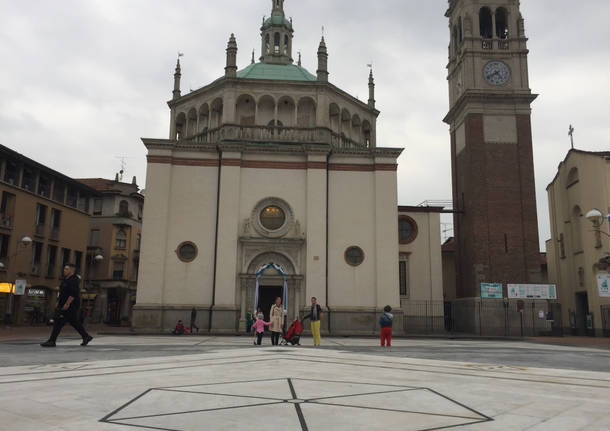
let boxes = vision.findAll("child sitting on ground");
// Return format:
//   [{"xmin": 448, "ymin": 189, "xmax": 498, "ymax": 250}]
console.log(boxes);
[
  {"xmin": 379, "ymin": 306, "xmax": 394, "ymax": 347},
  {"xmin": 251, "ymin": 316, "xmax": 271, "ymax": 346}
]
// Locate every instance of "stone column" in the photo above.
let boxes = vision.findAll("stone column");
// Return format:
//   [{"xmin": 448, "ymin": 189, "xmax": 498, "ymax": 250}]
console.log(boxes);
[
  {"xmin": 238, "ymin": 280, "xmax": 247, "ymax": 332},
  {"xmin": 294, "ymin": 281, "xmax": 300, "ymax": 321}
]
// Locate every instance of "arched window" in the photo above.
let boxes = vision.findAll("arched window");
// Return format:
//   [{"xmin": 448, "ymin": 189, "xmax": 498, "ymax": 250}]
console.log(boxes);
[
  {"xmin": 115, "ymin": 229, "xmax": 127, "ymax": 250},
  {"xmin": 274, "ymin": 32, "xmax": 280, "ymax": 54},
  {"xmin": 452, "ymin": 25, "xmax": 458, "ymax": 54},
  {"xmin": 362, "ymin": 120, "xmax": 372, "ymax": 147},
  {"xmin": 479, "ymin": 7, "xmax": 493, "ymax": 39},
  {"xmin": 175, "ymin": 112, "xmax": 186, "ymax": 140},
  {"xmin": 119, "ymin": 200, "xmax": 129, "ymax": 217},
  {"xmin": 495, "ymin": 8, "xmax": 509, "ymax": 39},
  {"xmin": 458, "ymin": 16, "xmax": 463, "ymax": 43},
  {"xmin": 284, "ymin": 35, "xmax": 289, "ymax": 55}
]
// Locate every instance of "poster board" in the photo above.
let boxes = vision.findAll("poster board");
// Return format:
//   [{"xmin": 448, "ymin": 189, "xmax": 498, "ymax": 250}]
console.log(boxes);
[
  {"xmin": 508, "ymin": 284, "xmax": 557, "ymax": 300},
  {"xmin": 481, "ymin": 283, "xmax": 503, "ymax": 299},
  {"xmin": 597, "ymin": 274, "xmax": 610, "ymax": 298}
]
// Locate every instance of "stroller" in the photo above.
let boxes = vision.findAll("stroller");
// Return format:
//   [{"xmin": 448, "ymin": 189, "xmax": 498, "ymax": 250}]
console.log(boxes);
[{"xmin": 280, "ymin": 319, "xmax": 303, "ymax": 346}]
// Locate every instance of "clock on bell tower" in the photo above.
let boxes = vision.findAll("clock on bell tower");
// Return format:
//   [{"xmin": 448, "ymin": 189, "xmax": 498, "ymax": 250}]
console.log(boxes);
[{"xmin": 444, "ymin": 0, "xmax": 542, "ymax": 298}]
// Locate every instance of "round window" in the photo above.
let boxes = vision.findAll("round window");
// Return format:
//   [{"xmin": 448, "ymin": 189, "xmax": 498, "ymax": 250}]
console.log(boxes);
[
  {"xmin": 177, "ymin": 242, "xmax": 198, "ymax": 262},
  {"xmin": 345, "ymin": 246, "xmax": 365, "ymax": 267},
  {"xmin": 398, "ymin": 216, "xmax": 418, "ymax": 244},
  {"xmin": 260, "ymin": 205, "xmax": 286, "ymax": 231}
]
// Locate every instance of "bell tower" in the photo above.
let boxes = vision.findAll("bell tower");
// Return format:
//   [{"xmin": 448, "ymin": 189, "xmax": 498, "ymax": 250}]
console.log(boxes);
[
  {"xmin": 260, "ymin": 0, "xmax": 294, "ymax": 65},
  {"xmin": 444, "ymin": 0, "xmax": 541, "ymax": 298}
]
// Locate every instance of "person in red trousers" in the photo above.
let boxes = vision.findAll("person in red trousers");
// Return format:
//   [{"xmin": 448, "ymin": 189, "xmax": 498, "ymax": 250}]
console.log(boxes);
[{"xmin": 379, "ymin": 305, "xmax": 394, "ymax": 347}]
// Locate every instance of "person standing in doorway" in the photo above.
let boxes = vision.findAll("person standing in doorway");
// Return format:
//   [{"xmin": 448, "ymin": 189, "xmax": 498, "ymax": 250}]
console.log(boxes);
[
  {"xmin": 379, "ymin": 305, "xmax": 394, "ymax": 348},
  {"xmin": 303, "ymin": 297, "xmax": 323, "ymax": 346},
  {"xmin": 246, "ymin": 310, "xmax": 254, "ymax": 334},
  {"xmin": 269, "ymin": 297, "xmax": 284, "ymax": 346},
  {"xmin": 190, "ymin": 307, "xmax": 199, "ymax": 333},
  {"xmin": 41, "ymin": 264, "xmax": 93, "ymax": 347}
]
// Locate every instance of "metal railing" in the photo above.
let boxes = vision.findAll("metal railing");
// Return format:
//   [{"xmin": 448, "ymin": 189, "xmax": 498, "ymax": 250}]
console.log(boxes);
[
  {"xmin": 34, "ymin": 224, "xmax": 45, "ymax": 237},
  {"xmin": 482, "ymin": 39, "xmax": 493, "ymax": 50},
  {"xmin": 602, "ymin": 305, "xmax": 610, "ymax": 337},
  {"xmin": 0, "ymin": 214, "xmax": 13, "ymax": 228}
]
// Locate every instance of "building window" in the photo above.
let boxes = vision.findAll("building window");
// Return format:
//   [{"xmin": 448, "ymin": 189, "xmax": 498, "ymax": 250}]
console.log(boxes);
[
  {"xmin": 74, "ymin": 251, "xmax": 83, "ymax": 275},
  {"xmin": 479, "ymin": 7, "xmax": 493, "ymax": 39},
  {"xmin": 50, "ymin": 209, "xmax": 61, "ymax": 239},
  {"xmin": 559, "ymin": 233, "xmax": 566, "ymax": 259},
  {"xmin": 578, "ymin": 267, "xmax": 585, "ymax": 287},
  {"xmin": 89, "ymin": 229, "xmax": 100, "ymax": 247},
  {"xmin": 61, "ymin": 248, "xmax": 71, "ymax": 268},
  {"xmin": 176, "ymin": 242, "xmax": 198, "ymax": 263},
  {"xmin": 345, "ymin": 246, "xmax": 365, "ymax": 267},
  {"xmin": 3, "ymin": 161, "xmax": 18, "ymax": 184},
  {"xmin": 93, "ymin": 198, "xmax": 103, "ymax": 215},
  {"xmin": 399, "ymin": 254, "xmax": 410, "ymax": 297},
  {"xmin": 37, "ymin": 175, "xmax": 50, "ymax": 197},
  {"xmin": 31, "ymin": 241, "xmax": 43, "ymax": 276},
  {"xmin": 135, "ymin": 233, "xmax": 141, "ymax": 251},
  {"xmin": 115, "ymin": 229, "xmax": 127, "ymax": 250},
  {"xmin": 1, "ymin": 191, "xmax": 15, "ymax": 228},
  {"xmin": 21, "ymin": 167, "xmax": 34, "ymax": 191},
  {"xmin": 0, "ymin": 234, "xmax": 10, "ymax": 264},
  {"xmin": 572, "ymin": 206, "xmax": 583, "ymax": 253},
  {"xmin": 66, "ymin": 188, "xmax": 77, "ymax": 208},
  {"xmin": 118, "ymin": 200, "xmax": 130, "ymax": 217},
  {"xmin": 52, "ymin": 182, "xmax": 65, "ymax": 203},
  {"xmin": 46, "ymin": 245, "xmax": 57, "ymax": 277},
  {"xmin": 113, "ymin": 262, "xmax": 125, "ymax": 280},
  {"xmin": 260, "ymin": 205, "xmax": 286, "ymax": 231},
  {"xmin": 398, "ymin": 216, "xmax": 418, "ymax": 244}
]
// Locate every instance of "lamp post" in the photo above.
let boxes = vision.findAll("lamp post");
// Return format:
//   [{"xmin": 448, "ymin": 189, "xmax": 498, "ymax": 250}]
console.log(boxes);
[
  {"xmin": 586, "ymin": 209, "xmax": 610, "ymax": 249},
  {"xmin": 85, "ymin": 252, "xmax": 104, "ymax": 322},
  {"xmin": 2, "ymin": 236, "xmax": 33, "ymax": 325}
]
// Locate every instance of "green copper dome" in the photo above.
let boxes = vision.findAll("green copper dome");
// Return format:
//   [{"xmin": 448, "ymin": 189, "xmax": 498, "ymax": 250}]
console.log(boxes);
[
  {"xmin": 262, "ymin": 15, "xmax": 292, "ymax": 30},
  {"xmin": 236, "ymin": 62, "xmax": 316, "ymax": 82}
]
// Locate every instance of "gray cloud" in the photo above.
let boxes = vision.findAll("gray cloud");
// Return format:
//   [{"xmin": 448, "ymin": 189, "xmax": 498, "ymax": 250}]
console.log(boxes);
[{"xmin": 1, "ymin": 0, "xmax": 608, "ymax": 249}]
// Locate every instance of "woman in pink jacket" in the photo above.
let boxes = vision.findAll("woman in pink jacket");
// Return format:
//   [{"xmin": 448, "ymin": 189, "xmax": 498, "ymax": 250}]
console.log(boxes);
[{"xmin": 251, "ymin": 317, "xmax": 271, "ymax": 346}]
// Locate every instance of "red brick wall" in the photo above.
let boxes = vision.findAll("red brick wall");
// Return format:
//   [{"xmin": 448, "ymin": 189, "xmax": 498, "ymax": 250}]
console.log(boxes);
[{"xmin": 452, "ymin": 114, "xmax": 541, "ymax": 297}]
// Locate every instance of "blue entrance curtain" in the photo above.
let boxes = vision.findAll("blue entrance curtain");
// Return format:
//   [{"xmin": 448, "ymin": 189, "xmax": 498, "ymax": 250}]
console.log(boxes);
[{"xmin": 254, "ymin": 262, "xmax": 288, "ymax": 317}]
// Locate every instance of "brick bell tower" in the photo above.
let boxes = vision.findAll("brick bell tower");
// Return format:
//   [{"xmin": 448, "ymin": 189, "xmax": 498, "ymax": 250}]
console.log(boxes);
[{"xmin": 444, "ymin": 0, "xmax": 541, "ymax": 298}]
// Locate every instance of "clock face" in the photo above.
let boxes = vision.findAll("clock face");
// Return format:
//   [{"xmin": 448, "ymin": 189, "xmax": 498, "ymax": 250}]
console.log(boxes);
[{"xmin": 483, "ymin": 61, "xmax": 511, "ymax": 86}]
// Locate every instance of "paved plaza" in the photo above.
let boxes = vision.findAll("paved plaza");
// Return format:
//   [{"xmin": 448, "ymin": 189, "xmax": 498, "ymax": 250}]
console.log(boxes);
[{"xmin": 1, "ymin": 334, "xmax": 610, "ymax": 430}]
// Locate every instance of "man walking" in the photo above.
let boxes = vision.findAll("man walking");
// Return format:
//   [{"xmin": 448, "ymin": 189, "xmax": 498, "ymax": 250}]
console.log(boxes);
[
  {"xmin": 303, "ymin": 297, "xmax": 322, "ymax": 346},
  {"xmin": 190, "ymin": 307, "xmax": 199, "ymax": 333},
  {"xmin": 41, "ymin": 264, "xmax": 92, "ymax": 347}
]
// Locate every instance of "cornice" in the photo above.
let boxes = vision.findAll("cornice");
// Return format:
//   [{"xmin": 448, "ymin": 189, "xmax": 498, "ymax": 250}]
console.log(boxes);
[{"xmin": 444, "ymin": 90, "xmax": 538, "ymax": 124}]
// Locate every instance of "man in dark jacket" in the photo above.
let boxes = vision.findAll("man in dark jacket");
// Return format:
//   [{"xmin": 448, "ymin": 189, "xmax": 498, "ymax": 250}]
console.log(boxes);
[{"xmin": 41, "ymin": 264, "xmax": 93, "ymax": 347}]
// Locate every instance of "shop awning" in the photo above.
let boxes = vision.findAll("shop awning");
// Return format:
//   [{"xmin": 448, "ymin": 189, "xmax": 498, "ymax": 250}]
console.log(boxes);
[{"xmin": 0, "ymin": 283, "xmax": 14, "ymax": 294}]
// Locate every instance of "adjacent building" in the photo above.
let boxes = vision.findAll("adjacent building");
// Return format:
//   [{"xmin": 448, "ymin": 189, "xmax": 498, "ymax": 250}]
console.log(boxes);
[
  {"xmin": 546, "ymin": 149, "xmax": 610, "ymax": 336},
  {"xmin": 78, "ymin": 177, "xmax": 144, "ymax": 325},
  {"xmin": 0, "ymin": 144, "xmax": 98, "ymax": 324}
]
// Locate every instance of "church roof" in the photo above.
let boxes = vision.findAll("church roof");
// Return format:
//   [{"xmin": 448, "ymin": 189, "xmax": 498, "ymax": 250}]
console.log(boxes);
[
  {"xmin": 236, "ymin": 62, "xmax": 316, "ymax": 82},
  {"xmin": 262, "ymin": 15, "xmax": 292, "ymax": 30}
]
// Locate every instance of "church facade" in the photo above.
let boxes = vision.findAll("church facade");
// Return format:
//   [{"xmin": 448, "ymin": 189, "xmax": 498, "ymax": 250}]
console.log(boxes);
[{"xmin": 133, "ymin": 0, "xmax": 406, "ymax": 334}]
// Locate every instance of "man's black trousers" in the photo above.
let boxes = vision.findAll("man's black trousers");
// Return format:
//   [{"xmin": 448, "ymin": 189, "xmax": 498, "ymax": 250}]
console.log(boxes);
[{"xmin": 49, "ymin": 309, "xmax": 89, "ymax": 342}]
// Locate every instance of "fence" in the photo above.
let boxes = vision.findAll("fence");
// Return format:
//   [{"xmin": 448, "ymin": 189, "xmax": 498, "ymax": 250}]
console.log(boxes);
[
  {"xmin": 602, "ymin": 305, "xmax": 610, "ymax": 337},
  {"xmin": 402, "ymin": 299, "xmax": 563, "ymax": 337}
]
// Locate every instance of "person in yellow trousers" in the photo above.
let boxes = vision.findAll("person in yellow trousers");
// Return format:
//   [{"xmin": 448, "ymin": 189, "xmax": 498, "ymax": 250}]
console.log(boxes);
[{"xmin": 302, "ymin": 297, "xmax": 323, "ymax": 346}]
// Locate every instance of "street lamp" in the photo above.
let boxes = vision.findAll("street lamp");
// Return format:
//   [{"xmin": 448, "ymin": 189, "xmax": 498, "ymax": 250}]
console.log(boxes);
[
  {"xmin": 4, "ymin": 236, "xmax": 34, "ymax": 324},
  {"xmin": 586, "ymin": 209, "xmax": 610, "ymax": 250}
]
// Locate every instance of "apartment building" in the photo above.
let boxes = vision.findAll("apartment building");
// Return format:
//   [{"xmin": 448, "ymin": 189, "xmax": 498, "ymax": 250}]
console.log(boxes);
[{"xmin": 0, "ymin": 145, "xmax": 99, "ymax": 324}]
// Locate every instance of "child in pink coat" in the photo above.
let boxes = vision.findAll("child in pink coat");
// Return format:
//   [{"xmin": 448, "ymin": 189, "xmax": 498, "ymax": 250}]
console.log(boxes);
[{"xmin": 251, "ymin": 318, "xmax": 271, "ymax": 346}]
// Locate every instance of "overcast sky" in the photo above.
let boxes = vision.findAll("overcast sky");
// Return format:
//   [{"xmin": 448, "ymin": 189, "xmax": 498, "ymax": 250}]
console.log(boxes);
[{"xmin": 1, "ymin": 0, "xmax": 609, "ymax": 249}]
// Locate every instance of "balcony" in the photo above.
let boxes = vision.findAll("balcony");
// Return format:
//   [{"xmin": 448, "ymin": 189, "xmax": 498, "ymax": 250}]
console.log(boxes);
[
  {"xmin": 185, "ymin": 125, "xmax": 367, "ymax": 149},
  {"xmin": 31, "ymin": 264, "xmax": 41, "ymax": 277},
  {"xmin": 34, "ymin": 224, "xmax": 46, "ymax": 237},
  {"xmin": 482, "ymin": 39, "xmax": 493, "ymax": 50},
  {"xmin": 498, "ymin": 40, "xmax": 509, "ymax": 50},
  {"xmin": 49, "ymin": 227, "xmax": 60, "ymax": 241},
  {"xmin": 0, "ymin": 214, "xmax": 13, "ymax": 229}
]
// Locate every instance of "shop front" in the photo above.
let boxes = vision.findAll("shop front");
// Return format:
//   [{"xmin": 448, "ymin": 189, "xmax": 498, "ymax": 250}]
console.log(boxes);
[{"xmin": 22, "ymin": 287, "xmax": 49, "ymax": 325}]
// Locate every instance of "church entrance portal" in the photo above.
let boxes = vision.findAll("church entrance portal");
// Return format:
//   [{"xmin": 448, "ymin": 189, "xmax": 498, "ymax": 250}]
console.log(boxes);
[{"xmin": 258, "ymin": 286, "xmax": 283, "ymax": 321}]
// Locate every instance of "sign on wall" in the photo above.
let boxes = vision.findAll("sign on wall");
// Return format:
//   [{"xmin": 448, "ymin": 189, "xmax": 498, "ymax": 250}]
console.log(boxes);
[
  {"xmin": 598, "ymin": 274, "xmax": 610, "ymax": 298},
  {"xmin": 481, "ymin": 283, "xmax": 503, "ymax": 299},
  {"xmin": 14, "ymin": 279, "xmax": 27, "ymax": 296},
  {"xmin": 508, "ymin": 284, "xmax": 557, "ymax": 300}
]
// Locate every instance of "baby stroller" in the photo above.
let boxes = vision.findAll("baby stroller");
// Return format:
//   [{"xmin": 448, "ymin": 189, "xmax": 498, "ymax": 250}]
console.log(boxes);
[{"xmin": 281, "ymin": 320, "xmax": 303, "ymax": 346}]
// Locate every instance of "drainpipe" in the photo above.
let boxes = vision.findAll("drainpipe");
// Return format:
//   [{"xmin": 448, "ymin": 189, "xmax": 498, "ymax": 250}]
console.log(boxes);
[
  {"xmin": 326, "ymin": 149, "xmax": 332, "ymax": 333},
  {"xmin": 209, "ymin": 146, "xmax": 222, "ymax": 332}
]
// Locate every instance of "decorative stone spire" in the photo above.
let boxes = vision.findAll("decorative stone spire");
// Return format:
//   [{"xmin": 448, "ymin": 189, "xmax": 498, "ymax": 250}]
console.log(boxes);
[
  {"xmin": 317, "ymin": 37, "xmax": 328, "ymax": 82},
  {"xmin": 368, "ymin": 68, "xmax": 375, "ymax": 109},
  {"xmin": 251, "ymin": 49, "xmax": 255, "ymax": 64},
  {"xmin": 271, "ymin": 0, "xmax": 285, "ymax": 16},
  {"xmin": 172, "ymin": 58, "xmax": 181, "ymax": 100},
  {"xmin": 225, "ymin": 33, "xmax": 238, "ymax": 78}
]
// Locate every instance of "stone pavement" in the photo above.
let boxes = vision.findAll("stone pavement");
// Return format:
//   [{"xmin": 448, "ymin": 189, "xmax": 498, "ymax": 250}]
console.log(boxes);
[{"xmin": 1, "ymin": 336, "xmax": 610, "ymax": 430}]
